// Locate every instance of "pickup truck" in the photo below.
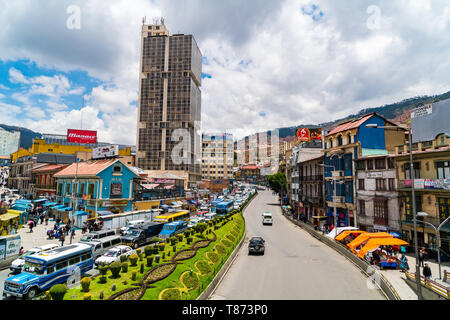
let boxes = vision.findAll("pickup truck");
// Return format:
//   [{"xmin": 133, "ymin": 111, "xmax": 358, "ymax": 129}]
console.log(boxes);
[{"xmin": 120, "ymin": 222, "xmax": 165, "ymax": 249}]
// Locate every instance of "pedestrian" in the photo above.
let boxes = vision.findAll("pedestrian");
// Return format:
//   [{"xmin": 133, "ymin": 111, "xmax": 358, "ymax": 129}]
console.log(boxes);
[
  {"xmin": 70, "ymin": 228, "xmax": 75, "ymax": 244},
  {"xmin": 60, "ymin": 232, "xmax": 65, "ymax": 247},
  {"xmin": 418, "ymin": 248, "xmax": 425, "ymax": 267},
  {"xmin": 423, "ymin": 263, "xmax": 432, "ymax": 281},
  {"xmin": 19, "ymin": 246, "xmax": 24, "ymax": 255},
  {"xmin": 400, "ymin": 254, "xmax": 409, "ymax": 272},
  {"xmin": 45, "ymin": 214, "xmax": 49, "ymax": 226},
  {"xmin": 40, "ymin": 213, "xmax": 44, "ymax": 225},
  {"xmin": 29, "ymin": 221, "xmax": 33, "ymax": 233}
]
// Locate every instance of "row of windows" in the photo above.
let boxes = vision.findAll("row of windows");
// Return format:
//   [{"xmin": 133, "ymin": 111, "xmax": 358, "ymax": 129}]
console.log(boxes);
[
  {"xmin": 356, "ymin": 158, "xmax": 395, "ymax": 170},
  {"xmin": 47, "ymin": 251, "xmax": 92, "ymax": 274},
  {"xmin": 358, "ymin": 178, "xmax": 395, "ymax": 191}
]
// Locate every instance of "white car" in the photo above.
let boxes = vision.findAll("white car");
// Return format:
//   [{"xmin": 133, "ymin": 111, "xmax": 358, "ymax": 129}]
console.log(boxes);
[
  {"xmin": 262, "ymin": 212, "xmax": 273, "ymax": 225},
  {"xmin": 94, "ymin": 245, "xmax": 135, "ymax": 267},
  {"xmin": 10, "ymin": 243, "xmax": 60, "ymax": 274},
  {"xmin": 188, "ymin": 217, "xmax": 204, "ymax": 228}
]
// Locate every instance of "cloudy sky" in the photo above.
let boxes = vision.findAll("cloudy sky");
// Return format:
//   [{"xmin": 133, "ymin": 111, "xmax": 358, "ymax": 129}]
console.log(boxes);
[{"xmin": 0, "ymin": 0, "xmax": 449, "ymax": 144}]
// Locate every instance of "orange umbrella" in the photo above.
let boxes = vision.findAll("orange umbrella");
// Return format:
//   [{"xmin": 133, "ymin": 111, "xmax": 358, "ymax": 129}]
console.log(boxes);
[{"xmin": 347, "ymin": 232, "xmax": 393, "ymax": 252}]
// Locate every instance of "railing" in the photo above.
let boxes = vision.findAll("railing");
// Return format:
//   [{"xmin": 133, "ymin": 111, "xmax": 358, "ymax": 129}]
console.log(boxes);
[{"xmin": 405, "ymin": 271, "xmax": 450, "ymax": 299}]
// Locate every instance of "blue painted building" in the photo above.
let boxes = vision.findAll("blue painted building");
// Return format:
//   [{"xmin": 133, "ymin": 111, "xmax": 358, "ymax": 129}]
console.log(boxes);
[
  {"xmin": 54, "ymin": 159, "xmax": 138, "ymax": 220},
  {"xmin": 323, "ymin": 113, "xmax": 405, "ymax": 227}
]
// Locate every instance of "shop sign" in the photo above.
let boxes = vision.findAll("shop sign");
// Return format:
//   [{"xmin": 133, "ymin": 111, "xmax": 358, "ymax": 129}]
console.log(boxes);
[
  {"xmin": 411, "ymin": 104, "xmax": 432, "ymax": 119},
  {"xmin": 67, "ymin": 129, "xmax": 97, "ymax": 144},
  {"xmin": 414, "ymin": 179, "xmax": 425, "ymax": 189},
  {"xmin": 367, "ymin": 172, "xmax": 383, "ymax": 178},
  {"xmin": 5, "ymin": 237, "xmax": 21, "ymax": 258},
  {"xmin": 103, "ymin": 200, "xmax": 128, "ymax": 207}
]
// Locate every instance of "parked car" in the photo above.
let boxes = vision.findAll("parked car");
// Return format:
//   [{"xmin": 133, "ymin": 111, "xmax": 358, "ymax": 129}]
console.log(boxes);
[
  {"xmin": 262, "ymin": 212, "xmax": 273, "ymax": 225},
  {"xmin": 187, "ymin": 217, "xmax": 204, "ymax": 228},
  {"xmin": 83, "ymin": 235, "xmax": 123, "ymax": 259},
  {"xmin": 120, "ymin": 219, "xmax": 146, "ymax": 236},
  {"xmin": 94, "ymin": 245, "xmax": 135, "ymax": 267},
  {"xmin": 248, "ymin": 237, "xmax": 265, "ymax": 255},
  {"xmin": 79, "ymin": 229, "xmax": 116, "ymax": 243},
  {"xmin": 10, "ymin": 244, "xmax": 59, "ymax": 274},
  {"xmin": 121, "ymin": 222, "xmax": 165, "ymax": 249}
]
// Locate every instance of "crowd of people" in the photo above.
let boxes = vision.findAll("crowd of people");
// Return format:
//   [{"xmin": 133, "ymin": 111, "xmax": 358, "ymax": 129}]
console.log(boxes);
[{"xmin": 46, "ymin": 218, "xmax": 76, "ymax": 246}]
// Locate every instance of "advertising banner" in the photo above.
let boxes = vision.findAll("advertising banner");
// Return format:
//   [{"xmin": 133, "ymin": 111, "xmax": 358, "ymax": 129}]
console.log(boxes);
[
  {"xmin": 5, "ymin": 237, "xmax": 21, "ymax": 259},
  {"xmin": 67, "ymin": 129, "xmax": 97, "ymax": 144},
  {"xmin": 103, "ymin": 200, "xmax": 128, "ymax": 207},
  {"xmin": 93, "ymin": 145, "xmax": 119, "ymax": 159},
  {"xmin": 0, "ymin": 239, "xmax": 5, "ymax": 261}
]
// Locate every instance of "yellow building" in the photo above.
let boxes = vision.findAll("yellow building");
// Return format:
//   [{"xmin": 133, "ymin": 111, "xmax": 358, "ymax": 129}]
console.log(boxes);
[
  {"xmin": 11, "ymin": 148, "xmax": 33, "ymax": 163},
  {"xmin": 31, "ymin": 139, "xmax": 93, "ymax": 155},
  {"xmin": 394, "ymin": 133, "xmax": 450, "ymax": 255}
]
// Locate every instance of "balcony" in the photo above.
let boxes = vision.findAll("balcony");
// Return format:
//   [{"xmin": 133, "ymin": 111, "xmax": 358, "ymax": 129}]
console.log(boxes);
[{"xmin": 301, "ymin": 175, "xmax": 324, "ymax": 182}]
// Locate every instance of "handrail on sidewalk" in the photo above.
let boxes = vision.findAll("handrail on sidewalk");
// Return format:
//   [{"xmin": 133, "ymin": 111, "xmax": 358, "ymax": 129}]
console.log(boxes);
[{"xmin": 405, "ymin": 271, "xmax": 450, "ymax": 299}]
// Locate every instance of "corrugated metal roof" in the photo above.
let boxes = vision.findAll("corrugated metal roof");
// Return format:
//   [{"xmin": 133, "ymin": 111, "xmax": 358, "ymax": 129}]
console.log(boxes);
[
  {"xmin": 32, "ymin": 164, "xmax": 68, "ymax": 172},
  {"xmin": 326, "ymin": 113, "xmax": 375, "ymax": 137},
  {"xmin": 54, "ymin": 159, "xmax": 120, "ymax": 177}
]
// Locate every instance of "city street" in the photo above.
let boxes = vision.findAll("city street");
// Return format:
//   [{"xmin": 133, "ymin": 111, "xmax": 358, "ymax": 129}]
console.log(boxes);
[{"xmin": 210, "ymin": 189, "xmax": 386, "ymax": 300}]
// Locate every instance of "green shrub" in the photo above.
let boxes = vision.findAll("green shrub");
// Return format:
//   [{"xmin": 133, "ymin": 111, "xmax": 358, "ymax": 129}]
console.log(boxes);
[
  {"xmin": 136, "ymin": 248, "xmax": 141, "ymax": 256},
  {"xmin": 120, "ymin": 254, "xmax": 128, "ymax": 263},
  {"xmin": 80, "ymin": 277, "xmax": 91, "ymax": 292},
  {"xmin": 131, "ymin": 270, "xmax": 137, "ymax": 281},
  {"xmin": 170, "ymin": 237, "xmax": 176, "ymax": 246},
  {"xmin": 144, "ymin": 245, "xmax": 153, "ymax": 257},
  {"xmin": 49, "ymin": 284, "xmax": 68, "ymax": 300},
  {"xmin": 162, "ymin": 251, "xmax": 166, "ymax": 259},
  {"xmin": 99, "ymin": 291, "xmax": 104, "ymax": 300},
  {"xmin": 83, "ymin": 293, "xmax": 91, "ymax": 300},
  {"xmin": 207, "ymin": 252, "xmax": 219, "ymax": 264},
  {"xmin": 184, "ymin": 230, "xmax": 190, "ymax": 238},
  {"xmin": 99, "ymin": 276, "xmax": 107, "ymax": 284},
  {"xmin": 161, "ymin": 288, "xmax": 181, "ymax": 300},
  {"xmin": 121, "ymin": 262, "xmax": 129, "ymax": 273},
  {"xmin": 111, "ymin": 283, "xmax": 117, "ymax": 291},
  {"xmin": 98, "ymin": 264, "xmax": 109, "ymax": 276},
  {"xmin": 176, "ymin": 234, "xmax": 183, "ymax": 242},
  {"xmin": 140, "ymin": 263, "xmax": 144, "ymax": 274},
  {"xmin": 146, "ymin": 256, "xmax": 153, "ymax": 267},
  {"xmin": 197, "ymin": 260, "xmax": 212, "ymax": 275},
  {"xmin": 139, "ymin": 253, "xmax": 144, "ymax": 261},
  {"xmin": 172, "ymin": 245, "xmax": 176, "ymax": 252},
  {"xmin": 226, "ymin": 234, "xmax": 236, "ymax": 242},
  {"xmin": 150, "ymin": 237, "xmax": 161, "ymax": 244},
  {"xmin": 187, "ymin": 237, "xmax": 193, "ymax": 244},
  {"xmin": 109, "ymin": 261, "xmax": 122, "ymax": 278},
  {"xmin": 222, "ymin": 239, "xmax": 232, "ymax": 247},
  {"xmin": 129, "ymin": 254, "xmax": 139, "ymax": 266},
  {"xmin": 158, "ymin": 243, "xmax": 166, "ymax": 252}
]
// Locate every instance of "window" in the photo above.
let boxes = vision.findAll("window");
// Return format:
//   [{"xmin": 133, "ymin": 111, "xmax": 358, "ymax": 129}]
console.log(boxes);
[
  {"xmin": 388, "ymin": 178, "xmax": 395, "ymax": 191},
  {"xmin": 356, "ymin": 161, "xmax": 365, "ymax": 170},
  {"xmin": 338, "ymin": 135, "xmax": 343, "ymax": 146},
  {"xmin": 359, "ymin": 200, "xmax": 366, "ymax": 216},
  {"xmin": 69, "ymin": 255, "xmax": 81, "ymax": 265},
  {"xmin": 88, "ymin": 184, "xmax": 95, "ymax": 198},
  {"xmin": 438, "ymin": 197, "xmax": 450, "ymax": 222},
  {"xmin": 367, "ymin": 160, "xmax": 373, "ymax": 170},
  {"xmin": 436, "ymin": 161, "xmax": 450, "ymax": 179},
  {"xmin": 405, "ymin": 195, "xmax": 422, "ymax": 220},
  {"xmin": 55, "ymin": 259, "xmax": 68, "ymax": 271},
  {"xmin": 66, "ymin": 184, "xmax": 71, "ymax": 194},
  {"xmin": 404, "ymin": 162, "xmax": 420, "ymax": 179},
  {"xmin": 81, "ymin": 253, "xmax": 91, "ymax": 261},
  {"xmin": 375, "ymin": 159, "xmax": 386, "ymax": 170},
  {"xmin": 358, "ymin": 179, "xmax": 365, "ymax": 190},
  {"xmin": 110, "ymin": 183, "xmax": 123, "ymax": 198},
  {"xmin": 347, "ymin": 134, "xmax": 352, "ymax": 144},
  {"xmin": 113, "ymin": 165, "xmax": 122, "ymax": 173},
  {"xmin": 374, "ymin": 198, "xmax": 388, "ymax": 225},
  {"xmin": 47, "ymin": 265, "xmax": 54, "ymax": 274},
  {"xmin": 376, "ymin": 178, "xmax": 386, "ymax": 191},
  {"xmin": 387, "ymin": 158, "xmax": 395, "ymax": 169}
]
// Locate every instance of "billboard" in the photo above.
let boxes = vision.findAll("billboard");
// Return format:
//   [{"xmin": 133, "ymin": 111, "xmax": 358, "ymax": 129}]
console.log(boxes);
[
  {"xmin": 67, "ymin": 129, "xmax": 97, "ymax": 144},
  {"xmin": 93, "ymin": 145, "xmax": 119, "ymax": 159},
  {"xmin": 411, "ymin": 99, "xmax": 450, "ymax": 143},
  {"xmin": 295, "ymin": 128, "xmax": 322, "ymax": 143}
]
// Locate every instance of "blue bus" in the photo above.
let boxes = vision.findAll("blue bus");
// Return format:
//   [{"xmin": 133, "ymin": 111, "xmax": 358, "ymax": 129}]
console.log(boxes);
[
  {"xmin": 210, "ymin": 199, "xmax": 222, "ymax": 213},
  {"xmin": 158, "ymin": 221, "xmax": 188, "ymax": 239},
  {"xmin": 3, "ymin": 243, "xmax": 94, "ymax": 299},
  {"xmin": 216, "ymin": 200, "xmax": 234, "ymax": 215}
]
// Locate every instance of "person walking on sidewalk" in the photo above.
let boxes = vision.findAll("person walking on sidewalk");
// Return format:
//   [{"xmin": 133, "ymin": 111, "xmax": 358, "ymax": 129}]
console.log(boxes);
[
  {"xmin": 423, "ymin": 263, "xmax": 432, "ymax": 279},
  {"xmin": 70, "ymin": 228, "xmax": 75, "ymax": 244},
  {"xmin": 60, "ymin": 232, "xmax": 65, "ymax": 247},
  {"xmin": 418, "ymin": 248, "xmax": 425, "ymax": 267}
]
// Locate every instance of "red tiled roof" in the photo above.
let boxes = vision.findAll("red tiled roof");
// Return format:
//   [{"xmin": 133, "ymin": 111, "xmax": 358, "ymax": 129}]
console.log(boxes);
[
  {"xmin": 242, "ymin": 165, "xmax": 260, "ymax": 170},
  {"xmin": 326, "ymin": 113, "xmax": 375, "ymax": 137},
  {"xmin": 32, "ymin": 164, "xmax": 69, "ymax": 172},
  {"xmin": 54, "ymin": 159, "xmax": 121, "ymax": 177}
]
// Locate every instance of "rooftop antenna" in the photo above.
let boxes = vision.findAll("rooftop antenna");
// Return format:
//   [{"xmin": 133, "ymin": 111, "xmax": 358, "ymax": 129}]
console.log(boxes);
[
  {"xmin": 142, "ymin": 16, "xmax": 146, "ymax": 25},
  {"xmin": 160, "ymin": 17, "xmax": 165, "ymax": 25}
]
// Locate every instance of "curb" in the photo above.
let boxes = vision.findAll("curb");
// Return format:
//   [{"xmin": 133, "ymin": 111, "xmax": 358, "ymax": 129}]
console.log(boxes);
[{"xmin": 197, "ymin": 191, "xmax": 257, "ymax": 300}]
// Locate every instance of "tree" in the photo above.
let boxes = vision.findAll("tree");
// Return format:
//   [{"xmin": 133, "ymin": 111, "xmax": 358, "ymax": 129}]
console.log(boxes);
[{"xmin": 267, "ymin": 172, "xmax": 287, "ymax": 195}]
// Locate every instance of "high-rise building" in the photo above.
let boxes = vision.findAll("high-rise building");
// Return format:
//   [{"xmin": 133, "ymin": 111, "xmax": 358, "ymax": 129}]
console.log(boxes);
[
  {"xmin": 0, "ymin": 127, "xmax": 20, "ymax": 156},
  {"xmin": 202, "ymin": 133, "xmax": 234, "ymax": 180},
  {"xmin": 136, "ymin": 20, "xmax": 202, "ymax": 185}
]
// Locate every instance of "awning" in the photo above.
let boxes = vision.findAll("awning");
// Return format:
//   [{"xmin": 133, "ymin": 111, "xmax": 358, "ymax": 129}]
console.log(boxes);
[
  {"xmin": 57, "ymin": 207, "xmax": 73, "ymax": 212},
  {"xmin": 6, "ymin": 210, "xmax": 24, "ymax": 215},
  {"xmin": 74, "ymin": 211, "xmax": 88, "ymax": 216},
  {"xmin": 347, "ymin": 232, "xmax": 393, "ymax": 251},
  {"xmin": 33, "ymin": 199, "xmax": 47, "ymax": 203},
  {"xmin": 335, "ymin": 230, "xmax": 366, "ymax": 241},
  {"xmin": 43, "ymin": 202, "xmax": 57, "ymax": 207},
  {"xmin": 11, "ymin": 205, "xmax": 29, "ymax": 211},
  {"xmin": 0, "ymin": 213, "xmax": 19, "ymax": 221},
  {"xmin": 97, "ymin": 211, "xmax": 113, "ymax": 216},
  {"xmin": 164, "ymin": 185, "xmax": 174, "ymax": 189},
  {"xmin": 50, "ymin": 205, "xmax": 65, "ymax": 209},
  {"xmin": 357, "ymin": 238, "xmax": 409, "ymax": 258},
  {"xmin": 142, "ymin": 184, "xmax": 160, "ymax": 190}
]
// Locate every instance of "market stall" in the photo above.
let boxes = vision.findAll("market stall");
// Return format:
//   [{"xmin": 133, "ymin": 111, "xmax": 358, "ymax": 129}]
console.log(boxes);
[
  {"xmin": 0, "ymin": 212, "xmax": 20, "ymax": 236},
  {"xmin": 335, "ymin": 230, "xmax": 367, "ymax": 244},
  {"xmin": 347, "ymin": 232, "xmax": 393, "ymax": 253},
  {"xmin": 357, "ymin": 238, "xmax": 409, "ymax": 269}
]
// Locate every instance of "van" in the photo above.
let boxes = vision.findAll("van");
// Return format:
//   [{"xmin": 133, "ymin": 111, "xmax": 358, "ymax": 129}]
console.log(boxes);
[
  {"xmin": 79, "ymin": 229, "xmax": 116, "ymax": 243},
  {"xmin": 262, "ymin": 212, "xmax": 273, "ymax": 225},
  {"xmin": 82, "ymin": 235, "xmax": 123, "ymax": 258},
  {"xmin": 10, "ymin": 243, "xmax": 60, "ymax": 274},
  {"xmin": 204, "ymin": 212, "xmax": 216, "ymax": 222}
]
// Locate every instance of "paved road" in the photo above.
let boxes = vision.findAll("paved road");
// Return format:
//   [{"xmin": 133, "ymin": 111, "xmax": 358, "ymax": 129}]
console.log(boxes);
[{"xmin": 210, "ymin": 189, "xmax": 386, "ymax": 300}]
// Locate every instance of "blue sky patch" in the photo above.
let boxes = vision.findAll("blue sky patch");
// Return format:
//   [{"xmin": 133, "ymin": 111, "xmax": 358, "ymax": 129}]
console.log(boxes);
[{"xmin": 301, "ymin": 4, "xmax": 324, "ymax": 21}]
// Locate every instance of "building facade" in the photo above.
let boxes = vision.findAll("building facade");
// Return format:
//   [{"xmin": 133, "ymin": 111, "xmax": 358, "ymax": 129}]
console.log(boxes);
[
  {"xmin": 298, "ymin": 154, "xmax": 325, "ymax": 223},
  {"xmin": 202, "ymin": 133, "xmax": 233, "ymax": 180},
  {"xmin": 32, "ymin": 164, "xmax": 70, "ymax": 201},
  {"xmin": 0, "ymin": 127, "xmax": 20, "ymax": 157},
  {"xmin": 54, "ymin": 159, "xmax": 138, "ymax": 217},
  {"xmin": 355, "ymin": 155, "xmax": 401, "ymax": 233},
  {"xmin": 323, "ymin": 113, "xmax": 405, "ymax": 228},
  {"xmin": 136, "ymin": 21, "xmax": 202, "ymax": 184},
  {"xmin": 394, "ymin": 133, "xmax": 450, "ymax": 256}
]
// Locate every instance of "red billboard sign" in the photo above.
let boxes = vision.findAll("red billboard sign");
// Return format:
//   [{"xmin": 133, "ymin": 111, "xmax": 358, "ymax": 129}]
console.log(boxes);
[{"xmin": 67, "ymin": 129, "xmax": 97, "ymax": 144}]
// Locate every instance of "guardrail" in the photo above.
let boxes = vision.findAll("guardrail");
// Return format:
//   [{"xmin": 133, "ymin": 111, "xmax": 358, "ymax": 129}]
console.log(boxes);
[
  {"xmin": 282, "ymin": 212, "xmax": 401, "ymax": 300},
  {"xmin": 405, "ymin": 271, "xmax": 450, "ymax": 299}
]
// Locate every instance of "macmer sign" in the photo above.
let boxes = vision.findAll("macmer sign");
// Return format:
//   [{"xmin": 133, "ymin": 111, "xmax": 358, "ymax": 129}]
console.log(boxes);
[{"xmin": 67, "ymin": 129, "xmax": 97, "ymax": 144}]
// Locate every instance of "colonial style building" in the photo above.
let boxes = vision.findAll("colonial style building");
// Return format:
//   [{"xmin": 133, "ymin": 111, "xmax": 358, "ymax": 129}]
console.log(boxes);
[
  {"xmin": 355, "ymin": 155, "xmax": 401, "ymax": 233},
  {"xmin": 394, "ymin": 133, "xmax": 450, "ymax": 256},
  {"xmin": 323, "ymin": 113, "xmax": 405, "ymax": 228}
]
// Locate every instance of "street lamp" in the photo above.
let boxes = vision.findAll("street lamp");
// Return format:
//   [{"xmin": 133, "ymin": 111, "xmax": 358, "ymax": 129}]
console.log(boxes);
[
  {"xmin": 416, "ymin": 211, "xmax": 450, "ymax": 280},
  {"xmin": 319, "ymin": 163, "xmax": 345, "ymax": 234},
  {"xmin": 366, "ymin": 123, "xmax": 422, "ymax": 299}
]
